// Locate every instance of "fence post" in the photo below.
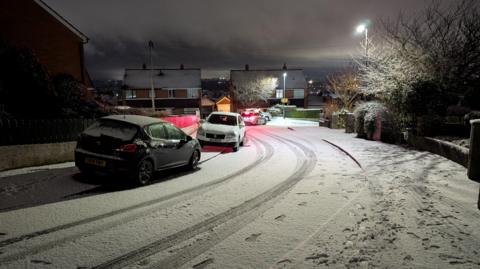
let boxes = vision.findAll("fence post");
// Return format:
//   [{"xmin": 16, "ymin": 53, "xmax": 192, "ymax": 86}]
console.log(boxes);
[{"xmin": 467, "ymin": 120, "xmax": 480, "ymax": 209}]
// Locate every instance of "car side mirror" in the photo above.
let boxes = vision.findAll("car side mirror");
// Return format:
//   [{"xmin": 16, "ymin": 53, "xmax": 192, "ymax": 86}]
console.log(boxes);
[{"xmin": 186, "ymin": 135, "xmax": 193, "ymax": 141}]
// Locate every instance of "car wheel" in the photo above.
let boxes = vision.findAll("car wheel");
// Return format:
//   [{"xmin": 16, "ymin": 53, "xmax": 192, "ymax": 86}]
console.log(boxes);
[
  {"xmin": 233, "ymin": 140, "xmax": 239, "ymax": 152},
  {"xmin": 135, "ymin": 159, "xmax": 154, "ymax": 186},
  {"xmin": 188, "ymin": 150, "xmax": 200, "ymax": 170}
]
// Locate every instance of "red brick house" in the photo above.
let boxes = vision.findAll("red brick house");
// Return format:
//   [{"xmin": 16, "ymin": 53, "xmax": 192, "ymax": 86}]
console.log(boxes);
[
  {"xmin": 0, "ymin": 0, "xmax": 91, "ymax": 86},
  {"xmin": 123, "ymin": 66, "xmax": 202, "ymax": 114}
]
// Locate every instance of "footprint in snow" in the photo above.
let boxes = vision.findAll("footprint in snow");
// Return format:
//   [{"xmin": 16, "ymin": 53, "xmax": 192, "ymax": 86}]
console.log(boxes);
[
  {"xmin": 298, "ymin": 202, "xmax": 307, "ymax": 206},
  {"xmin": 275, "ymin": 214, "xmax": 286, "ymax": 221},
  {"xmin": 245, "ymin": 233, "xmax": 262, "ymax": 242}
]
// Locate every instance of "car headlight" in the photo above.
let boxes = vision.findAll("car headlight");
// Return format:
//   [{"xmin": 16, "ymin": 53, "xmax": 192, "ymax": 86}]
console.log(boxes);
[
  {"xmin": 225, "ymin": 132, "xmax": 236, "ymax": 139},
  {"xmin": 197, "ymin": 128, "xmax": 205, "ymax": 136}
]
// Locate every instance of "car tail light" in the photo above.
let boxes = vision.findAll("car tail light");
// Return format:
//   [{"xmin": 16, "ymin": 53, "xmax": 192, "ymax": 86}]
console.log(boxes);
[{"xmin": 116, "ymin": 144, "xmax": 137, "ymax": 153}]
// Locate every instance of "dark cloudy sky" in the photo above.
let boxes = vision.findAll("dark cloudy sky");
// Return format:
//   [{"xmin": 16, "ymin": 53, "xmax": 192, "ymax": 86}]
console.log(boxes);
[{"xmin": 44, "ymin": 0, "xmax": 456, "ymax": 80}]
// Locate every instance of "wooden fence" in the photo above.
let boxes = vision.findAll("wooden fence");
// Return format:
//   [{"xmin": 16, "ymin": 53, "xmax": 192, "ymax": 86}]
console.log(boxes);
[{"xmin": 0, "ymin": 118, "xmax": 95, "ymax": 146}]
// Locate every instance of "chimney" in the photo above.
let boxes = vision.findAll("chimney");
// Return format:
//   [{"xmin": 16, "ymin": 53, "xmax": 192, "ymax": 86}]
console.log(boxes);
[
  {"xmin": 142, "ymin": 63, "xmax": 146, "ymax": 69},
  {"xmin": 282, "ymin": 63, "xmax": 287, "ymax": 70},
  {"xmin": 245, "ymin": 64, "xmax": 249, "ymax": 71},
  {"xmin": 180, "ymin": 64, "xmax": 184, "ymax": 70}
]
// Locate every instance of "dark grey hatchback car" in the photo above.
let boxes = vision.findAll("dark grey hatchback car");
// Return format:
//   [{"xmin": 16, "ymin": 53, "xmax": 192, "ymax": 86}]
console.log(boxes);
[{"xmin": 75, "ymin": 115, "xmax": 201, "ymax": 186}]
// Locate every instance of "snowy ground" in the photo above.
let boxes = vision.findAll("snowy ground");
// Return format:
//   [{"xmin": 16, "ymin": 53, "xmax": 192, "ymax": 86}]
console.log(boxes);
[
  {"xmin": 267, "ymin": 117, "xmax": 319, "ymax": 127},
  {"xmin": 0, "ymin": 122, "xmax": 479, "ymax": 269}
]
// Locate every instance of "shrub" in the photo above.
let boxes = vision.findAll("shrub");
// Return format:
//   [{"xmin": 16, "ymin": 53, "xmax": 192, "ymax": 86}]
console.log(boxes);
[
  {"xmin": 324, "ymin": 101, "xmax": 340, "ymax": 120},
  {"xmin": 332, "ymin": 109, "xmax": 349, "ymax": 129},
  {"xmin": 416, "ymin": 114, "xmax": 444, "ymax": 137},
  {"xmin": 465, "ymin": 111, "xmax": 480, "ymax": 126},
  {"xmin": 464, "ymin": 89, "xmax": 480, "ymax": 110},
  {"xmin": 354, "ymin": 101, "xmax": 394, "ymax": 141},
  {"xmin": 286, "ymin": 109, "xmax": 321, "ymax": 119}
]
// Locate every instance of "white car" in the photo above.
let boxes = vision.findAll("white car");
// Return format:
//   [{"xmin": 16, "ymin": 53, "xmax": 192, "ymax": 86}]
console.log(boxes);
[{"xmin": 197, "ymin": 112, "xmax": 246, "ymax": 152}]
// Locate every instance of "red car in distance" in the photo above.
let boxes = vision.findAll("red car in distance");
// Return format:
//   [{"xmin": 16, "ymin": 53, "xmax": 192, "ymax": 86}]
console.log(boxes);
[{"xmin": 241, "ymin": 111, "xmax": 266, "ymax": 125}]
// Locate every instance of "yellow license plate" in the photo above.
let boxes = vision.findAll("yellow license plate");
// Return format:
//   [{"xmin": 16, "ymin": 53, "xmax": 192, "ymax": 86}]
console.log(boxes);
[{"xmin": 85, "ymin": 157, "xmax": 106, "ymax": 167}]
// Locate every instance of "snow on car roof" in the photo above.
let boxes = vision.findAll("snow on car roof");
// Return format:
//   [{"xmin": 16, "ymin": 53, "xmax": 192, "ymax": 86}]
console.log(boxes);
[{"xmin": 102, "ymin": 115, "xmax": 166, "ymax": 127}]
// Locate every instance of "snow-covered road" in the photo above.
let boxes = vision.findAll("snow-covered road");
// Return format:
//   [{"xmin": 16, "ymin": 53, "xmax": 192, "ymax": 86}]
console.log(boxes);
[{"xmin": 0, "ymin": 125, "xmax": 479, "ymax": 268}]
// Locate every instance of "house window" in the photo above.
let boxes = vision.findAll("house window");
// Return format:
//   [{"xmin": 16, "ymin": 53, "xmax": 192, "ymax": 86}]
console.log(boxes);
[
  {"xmin": 276, "ymin": 89, "xmax": 283, "ymax": 98},
  {"xmin": 188, "ymin": 89, "xmax": 199, "ymax": 98},
  {"xmin": 293, "ymin": 89, "xmax": 305, "ymax": 98},
  {"xmin": 125, "ymin": 90, "xmax": 136, "ymax": 99},
  {"xmin": 168, "ymin": 90, "xmax": 176, "ymax": 98}
]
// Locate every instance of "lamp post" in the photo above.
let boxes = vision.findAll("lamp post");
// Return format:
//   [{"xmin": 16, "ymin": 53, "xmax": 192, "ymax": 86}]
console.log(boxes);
[
  {"xmin": 148, "ymin": 40, "xmax": 155, "ymax": 112},
  {"xmin": 356, "ymin": 24, "xmax": 368, "ymax": 65},
  {"xmin": 283, "ymin": 72, "xmax": 287, "ymax": 119}
]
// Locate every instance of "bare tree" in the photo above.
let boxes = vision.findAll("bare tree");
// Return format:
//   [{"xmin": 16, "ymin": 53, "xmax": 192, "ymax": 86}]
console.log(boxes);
[
  {"xmin": 327, "ymin": 70, "xmax": 361, "ymax": 112},
  {"xmin": 360, "ymin": 0, "xmax": 480, "ymax": 98},
  {"xmin": 232, "ymin": 74, "xmax": 278, "ymax": 108}
]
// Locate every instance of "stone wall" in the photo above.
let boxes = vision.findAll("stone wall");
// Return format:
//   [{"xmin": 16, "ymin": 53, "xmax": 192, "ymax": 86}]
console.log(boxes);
[
  {"xmin": 407, "ymin": 134, "xmax": 469, "ymax": 168},
  {"xmin": 0, "ymin": 142, "xmax": 77, "ymax": 171}
]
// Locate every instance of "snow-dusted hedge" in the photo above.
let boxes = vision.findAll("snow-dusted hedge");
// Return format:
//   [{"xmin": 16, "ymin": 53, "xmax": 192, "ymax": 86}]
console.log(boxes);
[{"xmin": 354, "ymin": 102, "xmax": 395, "ymax": 142}]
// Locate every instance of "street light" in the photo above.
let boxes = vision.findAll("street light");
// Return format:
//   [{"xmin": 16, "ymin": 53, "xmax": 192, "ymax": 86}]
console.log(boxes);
[
  {"xmin": 283, "ymin": 72, "xmax": 287, "ymax": 119},
  {"xmin": 356, "ymin": 23, "xmax": 368, "ymax": 65},
  {"xmin": 148, "ymin": 40, "xmax": 155, "ymax": 112}
]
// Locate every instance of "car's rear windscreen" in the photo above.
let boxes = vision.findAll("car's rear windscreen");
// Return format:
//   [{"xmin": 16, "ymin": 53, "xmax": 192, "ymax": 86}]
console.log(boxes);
[
  {"xmin": 83, "ymin": 120, "xmax": 138, "ymax": 141},
  {"xmin": 208, "ymin": 114, "xmax": 237, "ymax": 126}
]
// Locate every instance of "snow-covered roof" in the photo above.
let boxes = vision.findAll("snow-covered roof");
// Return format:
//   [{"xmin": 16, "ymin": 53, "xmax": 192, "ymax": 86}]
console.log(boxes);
[
  {"xmin": 124, "ymin": 68, "xmax": 201, "ymax": 89},
  {"xmin": 230, "ymin": 69, "xmax": 307, "ymax": 89},
  {"xmin": 34, "ymin": 0, "xmax": 88, "ymax": 43}
]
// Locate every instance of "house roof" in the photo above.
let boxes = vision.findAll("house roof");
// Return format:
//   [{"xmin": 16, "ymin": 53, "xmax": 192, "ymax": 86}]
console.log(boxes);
[
  {"xmin": 34, "ymin": 0, "xmax": 88, "ymax": 43},
  {"xmin": 124, "ymin": 68, "xmax": 201, "ymax": 89},
  {"xmin": 216, "ymin": 96, "xmax": 231, "ymax": 105},
  {"xmin": 201, "ymin": 97, "xmax": 215, "ymax": 107},
  {"xmin": 230, "ymin": 69, "xmax": 307, "ymax": 89}
]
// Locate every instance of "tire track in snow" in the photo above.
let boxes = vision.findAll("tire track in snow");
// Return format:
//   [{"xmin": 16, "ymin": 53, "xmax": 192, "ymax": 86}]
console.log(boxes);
[
  {"xmin": 0, "ymin": 135, "xmax": 274, "ymax": 263},
  {"xmin": 90, "ymin": 131, "xmax": 317, "ymax": 269},
  {"xmin": 262, "ymin": 133, "xmax": 371, "ymax": 269}
]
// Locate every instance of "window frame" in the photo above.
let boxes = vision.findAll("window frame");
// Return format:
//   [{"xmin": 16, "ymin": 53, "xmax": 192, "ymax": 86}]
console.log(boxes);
[
  {"xmin": 275, "ymin": 89, "xmax": 283, "ymax": 98},
  {"xmin": 144, "ymin": 123, "xmax": 168, "ymax": 140},
  {"xmin": 125, "ymin": 90, "xmax": 137, "ymax": 99},
  {"xmin": 164, "ymin": 123, "xmax": 187, "ymax": 141}
]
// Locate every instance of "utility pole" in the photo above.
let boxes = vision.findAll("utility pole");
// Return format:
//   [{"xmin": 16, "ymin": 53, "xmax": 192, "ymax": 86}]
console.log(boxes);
[{"xmin": 149, "ymin": 40, "xmax": 155, "ymax": 112}]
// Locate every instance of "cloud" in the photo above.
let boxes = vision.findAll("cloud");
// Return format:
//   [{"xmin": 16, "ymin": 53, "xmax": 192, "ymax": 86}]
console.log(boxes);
[{"xmin": 44, "ymin": 0, "xmax": 460, "ymax": 79}]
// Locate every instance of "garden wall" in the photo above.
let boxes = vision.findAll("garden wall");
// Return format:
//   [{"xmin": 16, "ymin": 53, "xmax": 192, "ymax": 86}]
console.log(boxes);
[{"xmin": 407, "ymin": 134, "xmax": 469, "ymax": 167}]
